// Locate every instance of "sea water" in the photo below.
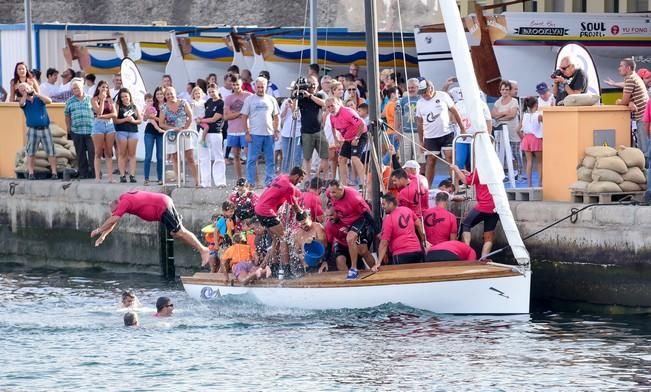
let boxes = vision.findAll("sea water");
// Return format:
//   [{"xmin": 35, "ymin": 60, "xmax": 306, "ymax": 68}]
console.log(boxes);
[{"xmin": 1, "ymin": 264, "xmax": 651, "ymax": 391}]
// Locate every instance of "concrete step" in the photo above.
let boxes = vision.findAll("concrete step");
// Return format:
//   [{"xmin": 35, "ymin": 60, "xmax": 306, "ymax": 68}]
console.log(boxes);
[
  {"xmin": 570, "ymin": 190, "xmax": 645, "ymax": 204},
  {"xmin": 505, "ymin": 187, "xmax": 542, "ymax": 201}
]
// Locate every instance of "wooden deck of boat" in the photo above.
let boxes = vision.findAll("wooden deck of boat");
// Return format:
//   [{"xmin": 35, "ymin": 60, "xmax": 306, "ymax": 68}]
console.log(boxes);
[{"xmin": 181, "ymin": 261, "xmax": 523, "ymax": 288}]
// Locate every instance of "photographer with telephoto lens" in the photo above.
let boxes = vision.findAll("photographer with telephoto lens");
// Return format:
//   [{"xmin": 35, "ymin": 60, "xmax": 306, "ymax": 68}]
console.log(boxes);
[{"xmin": 551, "ymin": 55, "xmax": 588, "ymax": 104}]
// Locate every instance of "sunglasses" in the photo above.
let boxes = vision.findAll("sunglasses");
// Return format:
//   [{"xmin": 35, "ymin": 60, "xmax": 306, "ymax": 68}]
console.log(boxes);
[
  {"xmin": 560, "ymin": 65, "xmax": 569, "ymax": 71},
  {"xmin": 347, "ymin": 88, "xmax": 357, "ymax": 91},
  {"xmin": 165, "ymin": 304, "xmax": 174, "ymax": 308}
]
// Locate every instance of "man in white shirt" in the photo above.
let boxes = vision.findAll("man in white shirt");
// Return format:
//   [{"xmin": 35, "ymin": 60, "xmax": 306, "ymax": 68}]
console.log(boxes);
[
  {"xmin": 219, "ymin": 73, "xmax": 233, "ymax": 100},
  {"xmin": 416, "ymin": 80, "xmax": 465, "ymax": 186},
  {"xmin": 109, "ymin": 73, "xmax": 122, "ymax": 101},
  {"xmin": 40, "ymin": 68, "xmax": 60, "ymax": 98},
  {"xmin": 536, "ymin": 82, "xmax": 556, "ymax": 108}
]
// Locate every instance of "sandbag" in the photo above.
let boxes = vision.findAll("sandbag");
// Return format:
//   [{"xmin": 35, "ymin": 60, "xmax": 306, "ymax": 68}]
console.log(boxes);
[
  {"xmin": 581, "ymin": 156, "xmax": 596, "ymax": 169},
  {"xmin": 570, "ymin": 180, "xmax": 589, "ymax": 191},
  {"xmin": 585, "ymin": 146, "xmax": 617, "ymax": 158},
  {"xmin": 563, "ymin": 93, "xmax": 600, "ymax": 107},
  {"xmin": 54, "ymin": 144, "xmax": 75, "ymax": 160},
  {"xmin": 619, "ymin": 181, "xmax": 642, "ymax": 192},
  {"xmin": 587, "ymin": 181, "xmax": 622, "ymax": 193},
  {"xmin": 52, "ymin": 136, "xmax": 68, "ymax": 146},
  {"xmin": 622, "ymin": 167, "xmax": 647, "ymax": 184},
  {"xmin": 595, "ymin": 156, "xmax": 628, "ymax": 174},
  {"xmin": 617, "ymin": 146, "xmax": 645, "ymax": 169},
  {"xmin": 591, "ymin": 168, "xmax": 623, "ymax": 184},
  {"xmin": 576, "ymin": 166, "xmax": 593, "ymax": 182},
  {"xmin": 33, "ymin": 158, "xmax": 52, "ymax": 168},
  {"xmin": 50, "ymin": 124, "xmax": 67, "ymax": 138},
  {"xmin": 33, "ymin": 150, "xmax": 49, "ymax": 159}
]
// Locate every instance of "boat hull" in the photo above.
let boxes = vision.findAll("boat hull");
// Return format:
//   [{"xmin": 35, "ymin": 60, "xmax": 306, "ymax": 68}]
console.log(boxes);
[{"xmin": 182, "ymin": 265, "xmax": 531, "ymax": 314}]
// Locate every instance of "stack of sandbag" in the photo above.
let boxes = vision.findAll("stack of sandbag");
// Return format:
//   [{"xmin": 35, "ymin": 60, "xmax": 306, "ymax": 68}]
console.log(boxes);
[
  {"xmin": 15, "ymin": 124, "xmax": 77, "ymax": 176},
  {"xmin": 572, "ymin": 145, "xmax": 647, "ymax": 193}
]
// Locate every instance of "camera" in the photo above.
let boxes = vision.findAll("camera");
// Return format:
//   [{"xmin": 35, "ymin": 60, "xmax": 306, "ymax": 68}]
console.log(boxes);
[
  {"xmin": 27, "ymin": 91, "xmax": 34, "ymax": 97},
  {"xmin": 550, "ymin": 69, "xmax": 564, "ymax": 79},
  {"xmin": 290, "ymin": 77, "xmax": 310, "ymax": 99}
]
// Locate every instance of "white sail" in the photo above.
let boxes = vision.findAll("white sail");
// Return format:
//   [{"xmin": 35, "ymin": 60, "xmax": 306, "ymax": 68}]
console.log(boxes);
[{"xmin": 439, "ymin": 0, "xmax": 530, "ymax": 266}]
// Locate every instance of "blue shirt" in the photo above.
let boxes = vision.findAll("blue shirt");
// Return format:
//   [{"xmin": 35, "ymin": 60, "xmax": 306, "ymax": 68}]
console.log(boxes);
[
  {"xmin": 397, "ymin": 95, "xmax": 420, "ymax": 133},
  {"xmin": 64, "ymin": 95, "xmax": 94, "ymax": 135},
  {"xmin": 21, "ymin": 96, "xmax": 50, "ymax": 128}
]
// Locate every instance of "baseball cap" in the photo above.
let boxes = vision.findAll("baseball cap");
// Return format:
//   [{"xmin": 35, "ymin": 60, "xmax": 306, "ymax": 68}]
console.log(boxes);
[
  {"xmin": 637, "ymin": 68, "xmax": 651, "ymax": 79},
  {"xmin": 417, "ymin": 77, "xmax": 428, "ymax": 92},
  {"xmin": 402, "ymin": 160, "xmax": 420, "ymax": 170},
  {"xmin": 536, "ymin": 82, "xmax": 549, "ymax": 94},
  {"xmin": 448, "ymin": 86, "xmax": 462, "ymax": 103}
]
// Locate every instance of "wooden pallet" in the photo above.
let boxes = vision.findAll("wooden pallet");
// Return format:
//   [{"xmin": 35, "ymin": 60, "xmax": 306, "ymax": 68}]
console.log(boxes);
[
  {"xmin": 505, "ymin": 187, "xmax": 542, "ymax": 201},
  {"xmin": 570, "ymin": 191, "xmax": 645, "ymax": 204}
]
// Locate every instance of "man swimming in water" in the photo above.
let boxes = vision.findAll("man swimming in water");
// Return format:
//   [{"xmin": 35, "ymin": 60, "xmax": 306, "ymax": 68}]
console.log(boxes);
[
  {"xmin": 91, "ymin": 190, "xmax": 211, "ymax": 266},
  {"xmin": 120, "ymin": 290, "xmax": 142, "ymax": 308}
]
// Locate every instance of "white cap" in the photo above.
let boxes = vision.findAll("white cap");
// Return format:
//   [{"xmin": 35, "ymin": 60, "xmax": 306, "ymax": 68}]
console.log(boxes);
[{"xmin": 402, "ymin": 160, "xmax": 420, "ymax": 170}]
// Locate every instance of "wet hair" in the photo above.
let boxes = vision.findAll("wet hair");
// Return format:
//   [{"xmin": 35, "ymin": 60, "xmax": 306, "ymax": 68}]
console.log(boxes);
[
  {"xmin": 227, "ymin": 65, "xmax": 240, "ymax": 74},
  {"xmin": 390, "ymin": 168, "xmax": 409, "ymax": 180},
  {"xmin": 435, "ymin": 192, "xmax": 449, "ymax": 203},
  {"xmin": 438, "ymin": 179, "xmax": 453, "ymax": 188},
  {"xmin": 123, "ymin": 312, "xmax": 138, "ymax": 326},
  {"xmin": 309, "ymin": 177, "xmax": 323, "ymax": 190},
  {"xmin": 222, "ymin": 201, "xmax": 235, "ymax": 212},
  {"xmin": 121, "ymin": 291, "xmax": 135, "ymax": 301},
  {"xmin": 156, "ymin": 296, "xmax": 172, "ymax": 312},
  {"xmin": 382, "ymin": 193, "xmax": 398, "ymax": 205},
  {"xmin": 290, "ymin": 167, "xmax": 306, "ymax": 177},
  {"xmin": 523, "ymin": 96, "xmax": 538, "ymax": 111},
  {"xmin": 46, "ymin": 68, "xmax": 59, "ymax": 78}
]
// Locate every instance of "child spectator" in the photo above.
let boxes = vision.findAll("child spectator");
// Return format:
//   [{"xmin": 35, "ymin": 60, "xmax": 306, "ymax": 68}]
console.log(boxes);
[
  {"xmin": 517, "ymin": 96, "xmax": 543, "ymax": 187},
  {"xmin": 220, "ymin": 232, "xmax": 271, "ymax": 284},
  {"xmin": 229, "ymin": 178, "xmax": 259, "ymax": 226}
]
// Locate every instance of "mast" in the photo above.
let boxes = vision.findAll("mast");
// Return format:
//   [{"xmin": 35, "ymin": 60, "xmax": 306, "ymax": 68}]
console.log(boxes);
[
  {"xmin": 364, "ymin": 0, "xmax": 382, "ymax": 223},
  {"xmin": 309, "ymin": 0, "xmax": 318, "ymax": 64}
]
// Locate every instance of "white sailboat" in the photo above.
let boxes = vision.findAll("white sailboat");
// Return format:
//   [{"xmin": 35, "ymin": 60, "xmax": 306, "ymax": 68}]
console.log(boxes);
[{"xmin": 182, "ymin": 0, "xmax": 532, "ymax": 314}]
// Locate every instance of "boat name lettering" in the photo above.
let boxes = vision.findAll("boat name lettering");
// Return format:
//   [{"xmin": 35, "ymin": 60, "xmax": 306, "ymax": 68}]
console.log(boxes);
[
  {"xmin": 580, "ymin": 22, "xmax": 607, "ymax": 37},
  {"xmin": 200, "ymin": 286, "xmax": 221, "ymax": 299},
  {"xmin": 515, "ymin": 27, "xmax": 568, "ymax": 36}
]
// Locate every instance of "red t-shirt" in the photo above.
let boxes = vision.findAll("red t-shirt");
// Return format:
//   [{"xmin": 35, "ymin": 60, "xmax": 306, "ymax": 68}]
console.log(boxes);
[
  {"xmin": 325, "ymin": 219, "xmax": 348, "ymax": 247},
  {"xmin": 398, "ymin": 174, "xmax": 429, "ymax": 214},
  {"xmin": 429, "ymin": 240, "xmax": 477, "ymax": 261},
  {"xmin": 112, "ymin": 191, "xmax": 171, "ymax": 221},
  {"xmin": 254, "ymin": 175, "xmax": 299, "ymax": 217},
  {"xmin": 326, "ymin": 187, "xmax": 370, "ymax": 227},
  {"xmin": 422, "ymin": 207, "xmax": 457, "ymax": 246},
  {"xmin": 330, "ymin": 106, "xmax": 367, "ymax": 141},
  {"xmin": 300, "ymin": 191, "xmax": 324, "ymax": 222},
  {"xmin": 380, "ymin": 206, "xmax": 422, "ymax": 256},
  {"xmin": 465, "ymin": 170, "xmax": 495, "ymax": 213}
]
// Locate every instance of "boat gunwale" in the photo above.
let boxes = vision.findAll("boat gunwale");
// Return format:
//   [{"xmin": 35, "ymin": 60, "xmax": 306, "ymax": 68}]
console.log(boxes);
[{"xmin": 181, "ymin": 261, "xmax": 524, "ymax": 289}]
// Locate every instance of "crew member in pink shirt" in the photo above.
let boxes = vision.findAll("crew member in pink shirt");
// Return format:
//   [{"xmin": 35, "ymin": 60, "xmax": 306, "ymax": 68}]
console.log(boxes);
[
  {"xmin": 422, "ymin": 192, "xmax": 457, "ymax": 246},
  {"xmin": 91, "ymin": 191, "xmax": 211, "ymax": 266},
  {"xmin": 326, "ymin": 96, "xmax": 367, "ymax": 186},
  {"xmin": 300, "ymin": 177, "xmax": 324, "ymax": 223},
  {"xmin": 326, "ymin": 179, "xmax": 375, "ymax": 278},
  {"xmin": 451, "ymin": 165, "xmax": 499, "ymax": 257},
  {"xmin": 390, "ymin": 168, "xmax": 429, "ymax": 215},
  {"xmin": 426, "ymin": 240, "xmax": 477, "ymax": 262},
  {"xmin": 373, "ymin": 193, "xmax": 427, "ymax": 271}
]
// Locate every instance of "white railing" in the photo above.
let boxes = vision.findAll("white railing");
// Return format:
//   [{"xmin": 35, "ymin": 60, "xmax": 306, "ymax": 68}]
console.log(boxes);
[{"xmin": 162, "ymin": 129, "xmax": 201, "ymax": 188}]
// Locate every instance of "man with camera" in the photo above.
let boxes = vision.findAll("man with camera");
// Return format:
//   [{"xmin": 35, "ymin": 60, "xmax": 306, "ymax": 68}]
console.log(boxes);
[
  {"xmin": 551, "ymin": 55, "xmax": 587, "ymax": 103},
  {"xmin": 294, "ymin": 75, "xmax": 329, "ymax": 179}
]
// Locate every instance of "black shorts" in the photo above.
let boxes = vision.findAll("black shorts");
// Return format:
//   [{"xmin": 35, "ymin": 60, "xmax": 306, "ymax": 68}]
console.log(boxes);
[
  {"xmin": 349, "ymin": 215, "xmax": 374, "ymax": 245},
  {"xmin": 340, "ymin": 133, "xmax": 368, "ymax": 159},
  {"xmin": 256, "ymin": 214, "xmax": 281, "ymax": 228},
  {"xmin": 392, "ymin": 251, "xmax": 423, "ymax": 265},
  {"xmin": 333, "ymin": 243, "xmax": 366, "ymax": 270},
  {"xmin": 160, "ymin": 204, "xmax": 182, "ymax": 233},
  {"xmin": 462, "ymin": 208, "xmax": 500, "ymax": 233},
  {"xmin": 425, "ymin": 250, "xmax": 461, "ymax": 262},
  {"xmin": 424, "ymin": 133, "xmax": 454, "ymax": 155}
]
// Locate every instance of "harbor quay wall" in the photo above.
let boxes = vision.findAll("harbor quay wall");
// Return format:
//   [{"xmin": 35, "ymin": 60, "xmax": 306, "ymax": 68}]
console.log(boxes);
[{"xmin": 1, "ymin": 178, "xmax": 651, "ymax": 308}]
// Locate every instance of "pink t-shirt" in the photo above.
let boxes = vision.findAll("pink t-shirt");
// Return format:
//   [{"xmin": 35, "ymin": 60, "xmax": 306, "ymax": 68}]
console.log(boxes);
[
  {"xmin": 330, "ymin": 106, "xmax": 367, "ymax": 141},
  {"xmin": 422, "ymin": 207, "xmax": 457, "ymax": 246},
  {"xmin": 325, "ymin": 219, "xmax": 348, "ymax": 247},
  {"xmin": 300, "ymin": 191, "xmax": 324, "ymax": 222},
  {"xmin": 254, "ymin": 175, "xmax": 299, "ymax": 217},
  {"xmin": 428, "ymin": 240, "xmax": 477, "ymax": 261},
  {"xmin": 465, "ymin": 170, "xmax": 495, "ymax": 213},
  {"xmin": 326, "ymin": 187, "xmax": 370, "ymax": 227},
  {"xmin": 112, "ymin": 191, "xmax": 171, "ymax": 221},
  {"xmin": 644, "ymin": 100, "xmax": 651, "ymax": 124},
  {"xmin": 398, "ymin": 174, "xmax": 429, "ymax": 214},
  {"xmin": 224, "ymin": 91, "xmax": 252, "ymax": 134},
  {"xmin": 380, "ymin": 206, "xmax": 423, "ymax": 256}
]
